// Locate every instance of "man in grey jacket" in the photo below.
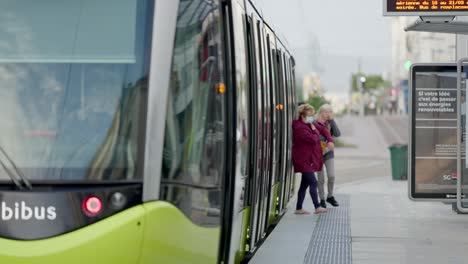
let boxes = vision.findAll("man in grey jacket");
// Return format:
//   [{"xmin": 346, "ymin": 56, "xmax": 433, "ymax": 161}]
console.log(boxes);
[{"xmin": 314, "ymin": 104, "xmax": 341, "ymax": 208}]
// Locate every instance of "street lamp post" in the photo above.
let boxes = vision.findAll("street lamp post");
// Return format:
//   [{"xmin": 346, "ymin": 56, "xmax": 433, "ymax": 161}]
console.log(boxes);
[{"xmin": 359, "ymin": 76, "xmax": 366, "ymax": 116}]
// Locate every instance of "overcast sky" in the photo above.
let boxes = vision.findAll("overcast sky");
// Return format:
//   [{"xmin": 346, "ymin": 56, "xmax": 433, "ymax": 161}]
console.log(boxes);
[{"xmin": 253, "ymin": 0, "xmax": 392, "ymax": 101}]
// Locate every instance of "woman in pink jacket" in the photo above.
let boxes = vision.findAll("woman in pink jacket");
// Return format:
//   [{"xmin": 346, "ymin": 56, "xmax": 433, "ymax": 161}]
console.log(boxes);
[{"xmin": 292, "ymin": 104, "xmax": 334, "ymax": 214}]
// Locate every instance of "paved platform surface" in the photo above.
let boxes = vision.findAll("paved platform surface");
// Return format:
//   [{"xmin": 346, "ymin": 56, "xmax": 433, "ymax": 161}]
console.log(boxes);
[{"xmin": 339, "ymin": 175, "xmax": 468, "ymax": 264}]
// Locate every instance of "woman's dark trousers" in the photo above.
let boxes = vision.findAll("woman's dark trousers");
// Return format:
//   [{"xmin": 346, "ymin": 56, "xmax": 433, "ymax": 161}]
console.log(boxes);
[{"xmin": 296, "ymin": 172, "xmax": 320, "ymax": 210}]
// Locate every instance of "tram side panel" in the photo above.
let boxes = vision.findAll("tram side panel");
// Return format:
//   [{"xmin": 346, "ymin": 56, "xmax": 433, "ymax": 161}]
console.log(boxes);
[{"xmin": 140, "ymin": 0, "xmax": 226, "ymax": 263}]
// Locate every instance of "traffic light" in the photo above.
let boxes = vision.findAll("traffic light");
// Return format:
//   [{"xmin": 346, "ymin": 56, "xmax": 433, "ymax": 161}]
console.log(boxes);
[
  {"xmin": 359, "ymin": 76, "xmax": 366, "ymax": 90},
  {"xmin": 404, "ymin": 60, "xmax": 412, "ymax": 71}
]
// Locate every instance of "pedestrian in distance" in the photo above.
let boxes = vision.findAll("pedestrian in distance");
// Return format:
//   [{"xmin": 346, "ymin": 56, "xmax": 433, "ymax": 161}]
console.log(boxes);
[
  {"xmin": 292, "ymin": 103, "xmax": 334, "ymax": 215},
  {"xmin": 314, "ymin": 104, "xmax": 341, "ymax": 208}
]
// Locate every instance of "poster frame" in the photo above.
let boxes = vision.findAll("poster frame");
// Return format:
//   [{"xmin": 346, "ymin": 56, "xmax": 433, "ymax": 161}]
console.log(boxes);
[{"xmin": 409, "ymin": 63, "xmax": 465, "ymax": 201}]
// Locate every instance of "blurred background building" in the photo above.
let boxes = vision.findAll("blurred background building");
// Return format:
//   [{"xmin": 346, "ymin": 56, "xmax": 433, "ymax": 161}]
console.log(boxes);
[{"xmin": 390, "ymin": 17, "xmax": 456, "ymax": 115}]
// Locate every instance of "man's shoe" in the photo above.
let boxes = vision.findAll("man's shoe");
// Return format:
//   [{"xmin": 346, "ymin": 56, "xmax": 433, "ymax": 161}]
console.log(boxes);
[
  {"xmin": 326, "ymin": 196, "xmax": 339, "ymax": 207},
  {"xmin": 320, "ymin": 200, "xmax": 327, "ymax": 208}
]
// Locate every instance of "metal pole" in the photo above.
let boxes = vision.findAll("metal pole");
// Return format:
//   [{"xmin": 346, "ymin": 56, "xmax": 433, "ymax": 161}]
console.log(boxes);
[{"xmin": 457, "ymin": 58, "xmax": 468, "ymax": 213}]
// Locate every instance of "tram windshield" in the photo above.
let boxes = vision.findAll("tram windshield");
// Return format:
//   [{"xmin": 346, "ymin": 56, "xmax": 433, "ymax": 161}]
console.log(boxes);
[{"xmin": 0, "ymin": 0, "xmax": 153, "ymax": 182}]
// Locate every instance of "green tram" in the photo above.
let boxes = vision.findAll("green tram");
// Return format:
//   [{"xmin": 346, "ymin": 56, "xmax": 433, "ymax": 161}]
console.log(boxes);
[{"xmin": 0, "ymin": 0, "xmax": 296, "ymax": 263}]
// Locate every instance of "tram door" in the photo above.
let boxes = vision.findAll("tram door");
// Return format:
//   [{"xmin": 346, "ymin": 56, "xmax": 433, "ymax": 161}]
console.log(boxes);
[
  {"xmin": 255, "ymin": 25, "xmax": 273, "ymax": 242},
  {"xmin": 275, "ymin": 51, "xmax": 288, "ymax": 214},
  {"xmin": 283, "ymin": 57, "xmax": 295, "ymax": 209},
  {"xmin": 245, "ymin": 13, "xmax": 263, "ymax": 249},
  {"xmin": 266, "ymin": 37, "xmax": 281, "ymax": 227}
]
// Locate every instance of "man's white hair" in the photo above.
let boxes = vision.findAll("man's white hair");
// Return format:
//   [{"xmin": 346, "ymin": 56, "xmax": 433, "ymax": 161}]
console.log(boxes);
[{"xmin": 318, "ymin": 104, "xmax": 333, "ymax": 114}]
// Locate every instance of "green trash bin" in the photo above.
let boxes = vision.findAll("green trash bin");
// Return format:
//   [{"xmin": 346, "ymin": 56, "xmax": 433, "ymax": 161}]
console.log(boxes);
[{"xmin": 389, "ymin": 144, "xmax": 408, "ymax": 180}]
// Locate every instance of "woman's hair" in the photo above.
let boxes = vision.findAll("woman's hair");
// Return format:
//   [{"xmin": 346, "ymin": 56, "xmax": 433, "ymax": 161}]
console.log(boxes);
[
  {"xmin": 318, "ymin": 104, "xmax": 333, "ymax": 115},
  {"xmin": 298, "ymin": 103, "xmax": 315, "ymax": 117}
]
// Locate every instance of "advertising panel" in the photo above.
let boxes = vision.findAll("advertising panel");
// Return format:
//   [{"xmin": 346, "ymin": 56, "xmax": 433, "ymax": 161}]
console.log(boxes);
[{"xmin": 411, "ymin": 64, "xmax": 468, "ymax": 200}]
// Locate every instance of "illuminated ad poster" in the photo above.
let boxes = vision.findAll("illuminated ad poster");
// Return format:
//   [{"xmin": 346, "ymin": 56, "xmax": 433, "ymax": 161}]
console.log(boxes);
[
  {"xmin": 385, "ymin": 0, "xmax": 468, "ymax": 15},
  {"xmin": 411, "ymin": 65, "xmax": 468, "ymax": 200}
]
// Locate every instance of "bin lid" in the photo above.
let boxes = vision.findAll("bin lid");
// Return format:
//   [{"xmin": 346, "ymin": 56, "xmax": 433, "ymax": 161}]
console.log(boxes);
[{"xmin": 388, "ymin": 143, "xmax": 408, "ymax": 149}]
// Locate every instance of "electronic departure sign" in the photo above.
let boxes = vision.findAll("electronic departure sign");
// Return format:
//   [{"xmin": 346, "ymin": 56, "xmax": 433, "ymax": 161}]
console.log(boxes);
[
  {"xmin": 384, "ymin": 0, "xmax": 468, "ymax": 16},
  {"xmin": 410, "ymin": 64, "xmax": 468, "ymax": 201}
]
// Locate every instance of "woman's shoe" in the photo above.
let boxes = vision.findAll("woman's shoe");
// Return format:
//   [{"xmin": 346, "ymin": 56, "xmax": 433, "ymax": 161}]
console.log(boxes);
[
  {"xmin": 320, "ymin": 200, "xmax": 327, "ymax": 208},
  {"xmin": 294, "ymin": 209, "xmax": 311, "ymax": 215},
  {"xmin": 314, "ymin": 207, "xmax": 327, "ymax": 214},
  {"xmin": 326, "ymin": 196, "xmax": 339, "ymax": 207}
]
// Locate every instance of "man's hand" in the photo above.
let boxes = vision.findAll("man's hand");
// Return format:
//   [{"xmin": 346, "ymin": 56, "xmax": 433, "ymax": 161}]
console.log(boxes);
[{"xmin": 327, "ymin": 142, "xmax": 335, "ymax": 150}]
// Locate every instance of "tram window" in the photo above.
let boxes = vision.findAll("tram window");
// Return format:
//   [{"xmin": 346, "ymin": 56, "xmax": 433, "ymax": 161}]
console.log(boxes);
[
  {"xmin": 162, "ymin": 0, "xmax": 225, "ymax": 187},
  {"xmin": 0, "ymin": 0, "xmax": 137, "ymax": 63},
  {"xmin": 274, "ymin": 49, "xmax": 283, "ymax": 183},
  {"xmin": 280, "ymin": 53, "xmax": 286, "ymax": 94},
  {"xmin": 263, "ymin": 34, "xmax": 272, "ymax": 165},
  {"xmin": 282, "ymin": 54, "xmax": 288, "ymax": 94},
  {"xmin": 231, "ymin": 1, "xmax": 249, "ymax": 212},
  {"xmin": 253, "ymin": 19, "xmax": 265, "ymax": 205},
  {"xmin": 245, "ymin": 16, "xmax": 259, "ymax": 207},
  {"xmin": 161, "ymin": 0, "xmax": 225, "ymax": 225},
  {"xmin": 233, "ymin": 3, "xmax": 249, "ymax": 180},
  {"xmin": 284, "ymin": 58, "xmax": 289, "ymax": 124},
  {"xmin": 256, "ymin": 21, "xmax": 265, "ymax": 122},
  {"xmin": 0, "ymin": 0, "xmax": 152, "ymax": 182}
]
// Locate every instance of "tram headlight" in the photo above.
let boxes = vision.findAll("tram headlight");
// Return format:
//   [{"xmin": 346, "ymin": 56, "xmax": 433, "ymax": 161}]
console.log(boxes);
[{"xmin": 110, "ymin": 192, "xmax": 127, "ymax": 210}]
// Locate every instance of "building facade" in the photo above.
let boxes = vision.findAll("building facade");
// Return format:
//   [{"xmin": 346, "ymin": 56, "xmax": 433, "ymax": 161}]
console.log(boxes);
[
  {"xmin": 391, "ymin": 17, "xmax": 456, "ymax": 114},
  {"xmin": 391, "ymin": 17, "xmax": 456, "ymax": 84}
]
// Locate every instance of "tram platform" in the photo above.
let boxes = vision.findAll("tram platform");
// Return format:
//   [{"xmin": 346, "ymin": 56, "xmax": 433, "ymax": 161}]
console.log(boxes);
[
  {"xmin": 250, "ymin": 116, "xmax": 468, "ymax": 264},
  {"xmin": 250, "ymin": 172, "xmax": 468, "ymax": 264}
]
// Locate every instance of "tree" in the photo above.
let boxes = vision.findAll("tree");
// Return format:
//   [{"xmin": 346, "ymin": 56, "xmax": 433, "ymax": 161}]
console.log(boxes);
[
  {"xmin": 351, "ymin": 73, "xmax": 391, "ymax": 92},
  {"xmin": 306, "ymin": 94, "xmax": 329, "ymax": 112}
]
